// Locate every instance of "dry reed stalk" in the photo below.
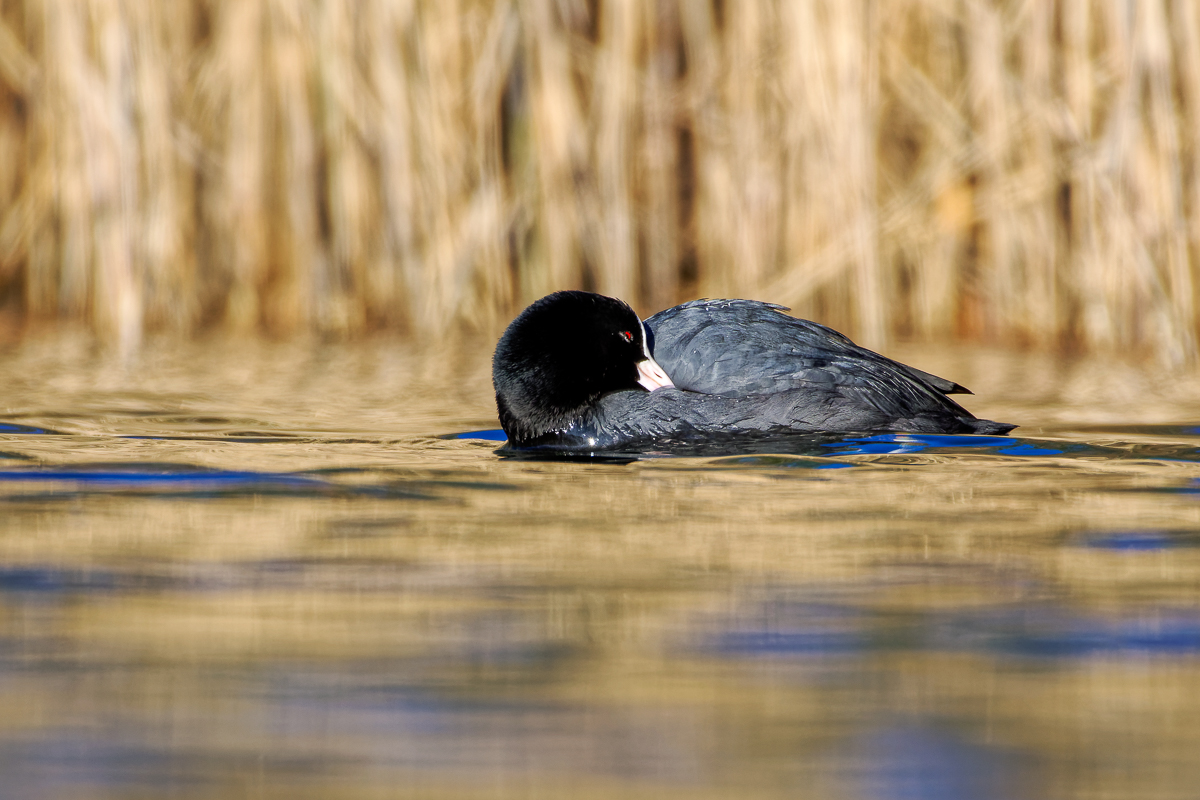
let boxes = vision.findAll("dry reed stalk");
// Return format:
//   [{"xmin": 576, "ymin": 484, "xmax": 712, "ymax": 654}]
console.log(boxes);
[
  {"xmin": 675, "ymin": 0, "xmax": 722, "ymax": 299},
  {"xmin": 209, "ymin": 1, "xmax": 267, "ymax": 332},
  {"xmin": 837, "ymin": 0, "xmax": 884, "ymax": 347},
  {"xmin": 0, "ymin": 0, "xmax": 1199, "ymax": 365},
  {"xmin": 36, "ymin": 1, "xmax": 89, "ymax": 320},
  {"xmin": 463, "ymin": 0, "xmax": 519, "ymax": 330},
  {"xmin": 367, "ymin": 0, "xmax": 419, "ymax": 328},
  {"xmin": 967, "ymin": 0, "xmax": 1014, "ymax": 340},
  {"xmin": 1060, "ymin": 0, "xmax": 1099, "ymax": 349},
  {"xmin": 877, "ymin": 1, "xmax": 969, "ymax": 340},
  {"xmin": 130, "ymin": 2, "xmax": 196, "ymax": 335},
  {"xmin": 1141, "ymin": 0, "xmax": 1196, "ymax": 363},
  {"xmin": 88, "ymin": 0, "xmax": 141, "ymax": 358},
  {"xmin": 1174, "ymin": 0, "xmax": 1200, "ymax": 362},
  {"xmin": 773, "ymin": 1, "xmax": 884, "ymax": 344},
  {"xmin": 720, "ymin": 1, "xmax": 776, "ymax": 300},
  {"xmin": 591, "ymin": 0, "xmax": 637, "ymax": 303},
  {"xmin": 1017, "ymin": 0, "xmax": 1059, "ymax": 345},
  {"xmin": 638, "ymin": 0, "xmax": 681, "ymax": 313},
  {"xmin": 0, "ymin": 17, "xmax": 35, "ymax": 292},
  {"xmin": 414, "ymin": 0, "xmax": 468, "ymax": 334},
  {"xmin": 518, "ymin": 0, "xmax": 586, "ymax": 301},
  {"xmin": 264, "ymin": 0, "xmax": 320, "ymax": 333}
]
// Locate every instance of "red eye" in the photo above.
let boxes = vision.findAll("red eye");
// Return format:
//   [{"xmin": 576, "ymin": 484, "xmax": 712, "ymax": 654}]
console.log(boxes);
[{"xmin": 619, "ymin": 330, "xmax": 633, "ymax": 343}]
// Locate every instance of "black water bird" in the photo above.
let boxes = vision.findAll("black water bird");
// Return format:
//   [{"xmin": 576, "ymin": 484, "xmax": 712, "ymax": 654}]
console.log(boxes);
[{"xmin": 492, "ymin": 291, "xmax": 1014, "ymax": 451}]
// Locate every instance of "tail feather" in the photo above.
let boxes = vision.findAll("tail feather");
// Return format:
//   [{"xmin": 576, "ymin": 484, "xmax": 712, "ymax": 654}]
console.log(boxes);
[{"xmin": 961, "ymin": 418, "xmax": 1017, "ymax": 435}]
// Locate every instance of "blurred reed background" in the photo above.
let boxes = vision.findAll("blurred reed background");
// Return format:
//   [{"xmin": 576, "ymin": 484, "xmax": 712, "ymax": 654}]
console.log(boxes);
[{"xmin": 1, "ymin": 0, "xmax": 1198, "ymax": 364}]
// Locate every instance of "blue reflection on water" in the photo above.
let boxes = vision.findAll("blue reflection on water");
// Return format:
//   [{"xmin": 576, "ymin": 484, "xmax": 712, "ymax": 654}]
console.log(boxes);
[
  {"xmin": 0, "ymin": 422, "xmax": 63, "ymax": 435},
  {"xmin": 992, "ymin": 443, "xmax": 1062, "ymax": 456},
  {"xmin": 828, "ymin": 440, "xmax": 925, "ymax": 455},
  {"xmin": 704, "ymin": 601, "xmax": 1200, "ymax": 661},
  {"xmin": 0, "ymin": 464, "xmax": 445, "ymax": 502},
  {"xmin": 453, "ymin": 429, "xmax": 508, "ymax": 441},
  {"xmin": 710, "ymin": 629, "xmax": 867, "ymax": 655},
  {"xmin": 0, "ymin": 465, "xmax": 325, "ymax": 488},
  {"xmin": 852, "ymin": 724, "xmax": 1023, "ymax": 800},
  {"xmin": 982, "ymin": 614, "xmax": 1200, "ymax": 658},
  {"xmin": 0, "ymin": 734, "xmax": 333, "ymax": 798},
  {"xmin": 1080, "ymin": 530, "xmax": 1198, "ymax": 551},
  {"xmin": 819, "ymin": 433, "xmax": 1065, "ymax": 458},
  {"xmin": 0, "ymin": 567, "xmax": 121, "ymax": 595}
]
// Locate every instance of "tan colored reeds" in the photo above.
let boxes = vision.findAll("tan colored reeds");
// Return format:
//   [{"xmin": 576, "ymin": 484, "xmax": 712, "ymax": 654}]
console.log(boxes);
[{"xmin": 1, "ymin": 0, "xmax": 1200, "ymax": 363}]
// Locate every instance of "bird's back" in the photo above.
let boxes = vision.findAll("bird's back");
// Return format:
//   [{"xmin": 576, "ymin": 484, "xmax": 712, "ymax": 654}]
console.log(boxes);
[{"xmin": 644, "ymin": 299, "xmax": 1013, "ymax": 436}]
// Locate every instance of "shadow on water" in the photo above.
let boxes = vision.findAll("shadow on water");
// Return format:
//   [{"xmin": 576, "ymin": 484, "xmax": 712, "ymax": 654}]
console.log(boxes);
[{"xmin": 456, "ymin": 427, "xmax": 1200, "ymax": 467}]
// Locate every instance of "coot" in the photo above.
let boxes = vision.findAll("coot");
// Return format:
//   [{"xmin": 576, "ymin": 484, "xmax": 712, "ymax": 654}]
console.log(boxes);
[{"xmin": 492, "ymin": 291, "xmax": 1014, "ymax": 451}]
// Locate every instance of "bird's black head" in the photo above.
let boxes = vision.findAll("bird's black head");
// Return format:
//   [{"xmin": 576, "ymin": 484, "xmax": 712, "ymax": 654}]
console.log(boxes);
[{"xmin": 492, "ymin": 291, "xmax": 673, "ymax": 446}]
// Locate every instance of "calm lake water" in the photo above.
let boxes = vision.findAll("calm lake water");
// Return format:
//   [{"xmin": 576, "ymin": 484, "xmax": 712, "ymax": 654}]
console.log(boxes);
[{"xmin": 2, "ymin": 333, "xmax": 1199, "ymax": 800}]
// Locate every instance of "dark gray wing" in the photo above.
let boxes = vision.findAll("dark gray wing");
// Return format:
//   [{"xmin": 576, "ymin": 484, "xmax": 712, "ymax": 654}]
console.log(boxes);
[{"xmin": 643, "ymin": 299, "xmax": 994, "ymax": 430}]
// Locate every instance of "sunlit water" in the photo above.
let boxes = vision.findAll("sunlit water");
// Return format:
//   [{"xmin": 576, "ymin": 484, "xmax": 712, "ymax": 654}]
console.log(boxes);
[{"xmin": 2, "ymin": 333, "xmax": 1200, "ymax": 800}]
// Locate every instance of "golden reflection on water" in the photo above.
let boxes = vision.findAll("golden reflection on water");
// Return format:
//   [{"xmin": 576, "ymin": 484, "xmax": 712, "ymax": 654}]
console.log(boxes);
[{"xmin": 1, "ymin": 334, "xmax": 1200, "ymax": 799}]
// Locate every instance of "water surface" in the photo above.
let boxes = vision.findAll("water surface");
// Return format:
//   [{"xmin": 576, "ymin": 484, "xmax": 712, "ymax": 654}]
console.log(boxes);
[{"xmin": 2, "ymin": 334, "xmax": 1199, "ymax": 799}]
